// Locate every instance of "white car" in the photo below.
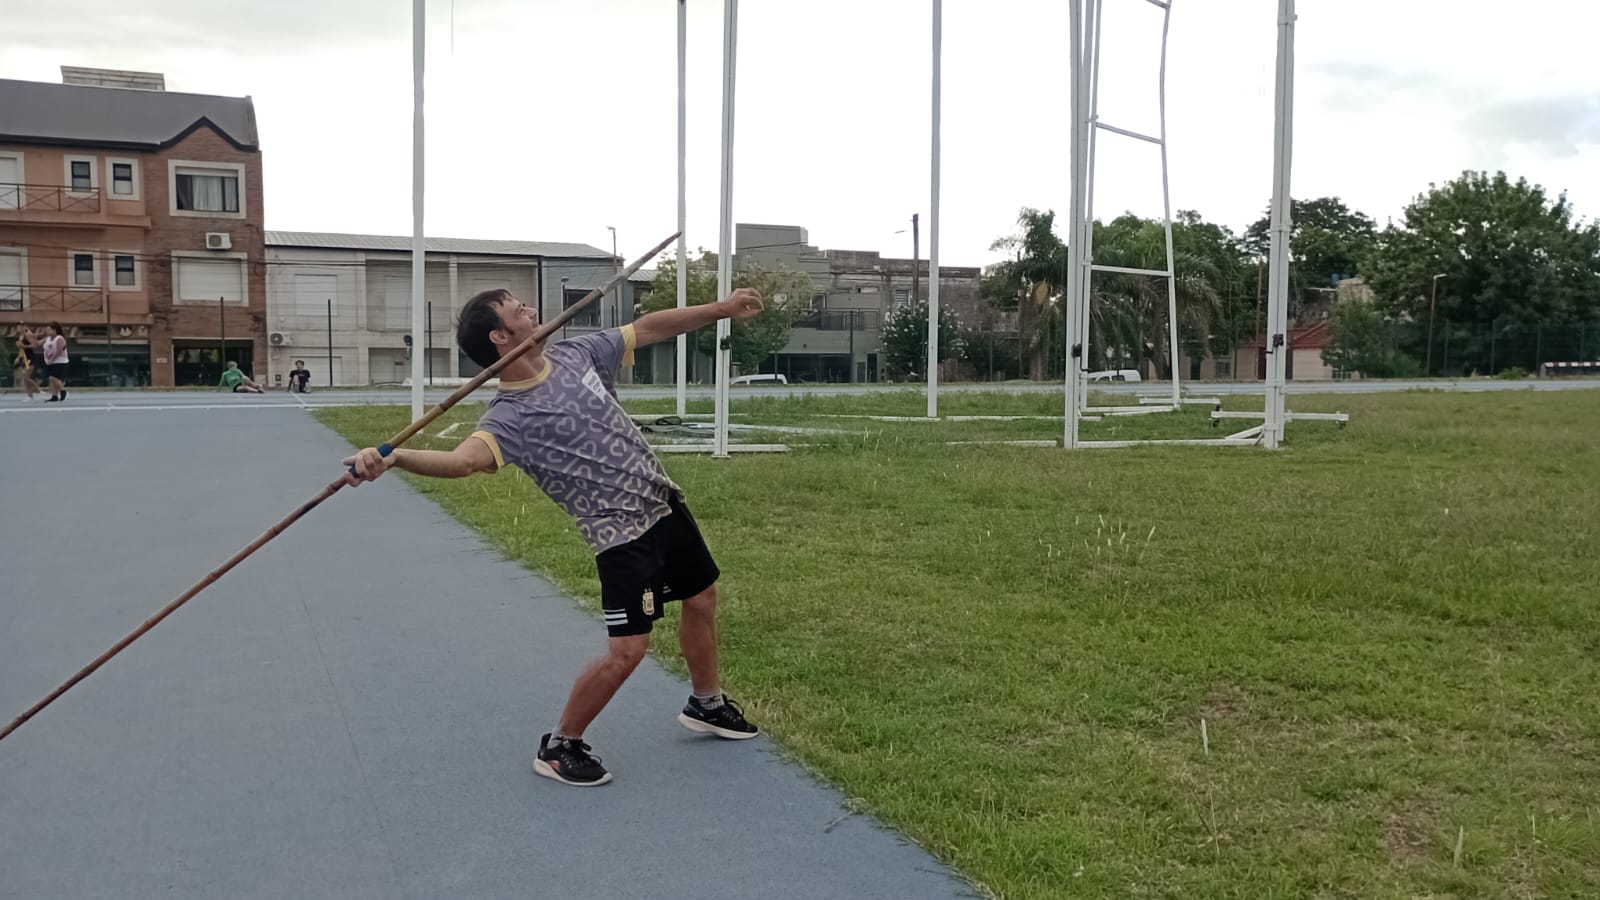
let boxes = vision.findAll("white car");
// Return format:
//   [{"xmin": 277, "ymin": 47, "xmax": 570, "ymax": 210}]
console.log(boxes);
[
  {"xmin": 1086, "ymin": 369, "xmax": 1142, "ymax": 382},
  {"xmin": 728, "ymin": 373, "xmax": 788, "ymax": 386}
]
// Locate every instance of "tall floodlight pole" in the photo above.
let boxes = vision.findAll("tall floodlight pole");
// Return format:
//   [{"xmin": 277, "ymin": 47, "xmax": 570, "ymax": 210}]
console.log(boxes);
[
  {"xmin": 676, "ymin": 0, "xmax": 689, "ymax": 417},
  {"xmin": 1262, "ymin": 0, "xmax": 1296, "ymax": 449},
  {"xmin": 713, "ymin": 0, "xmax": 738, "ymax": 458},
  {"xmin": 927, "ymin": 0, "xmax": 942, "ymax": 418},
  {"xmin": 409, "ymin": 0, "xmax": 427, "ymax": 421}
]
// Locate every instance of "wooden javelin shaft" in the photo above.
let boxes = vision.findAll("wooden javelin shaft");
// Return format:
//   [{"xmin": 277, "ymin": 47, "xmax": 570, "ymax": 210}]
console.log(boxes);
[{"xmin": 0, "ymin": 232, "xmax": 681, "ymax": 745}]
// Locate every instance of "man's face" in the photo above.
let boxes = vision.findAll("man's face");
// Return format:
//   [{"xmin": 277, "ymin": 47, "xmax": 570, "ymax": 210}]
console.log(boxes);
[{"xmin": 492, "ymin": 297, "xmax": 540, "ymax": 351}]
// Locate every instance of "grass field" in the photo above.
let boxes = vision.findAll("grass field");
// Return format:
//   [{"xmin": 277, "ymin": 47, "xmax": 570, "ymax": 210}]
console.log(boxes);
[{"xmin": 319, "ymin": 388, "xmax": 1600, "ymax": 900}]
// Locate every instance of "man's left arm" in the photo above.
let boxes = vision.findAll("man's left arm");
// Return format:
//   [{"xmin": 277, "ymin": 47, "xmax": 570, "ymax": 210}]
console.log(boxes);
[{"xmin": 630, "ymin": 288, "xmax": 764, "ymax": 348}]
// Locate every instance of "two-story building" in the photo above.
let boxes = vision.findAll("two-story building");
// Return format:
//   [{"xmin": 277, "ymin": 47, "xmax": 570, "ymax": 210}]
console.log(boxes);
[
  {"xmin": 734, "ymin": 223, "xmax": 984, "ymax": 382},
  {"xmin": 0, "ymin": 67, "xmax": 265, "ymax": 387},
  {"xmin": 264, "ymin": 231, "xmax": 649, "ymax": 386}
]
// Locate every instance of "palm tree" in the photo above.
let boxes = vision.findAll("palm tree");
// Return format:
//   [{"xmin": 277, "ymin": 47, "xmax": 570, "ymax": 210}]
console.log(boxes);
[
  {"xmin": 983, "ymin": 209, "xmax": 1230, "ymax": 381},
  {"xmin": 983, "ymin": 209, "xmax": 1068, "ymax": 381},
  {"xmin": 1087, "ymin": 215, "xmax": 1223, "ymax": 379}
]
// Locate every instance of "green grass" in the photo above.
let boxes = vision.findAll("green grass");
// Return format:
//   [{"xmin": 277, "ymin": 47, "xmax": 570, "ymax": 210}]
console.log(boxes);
[{"xmin": 317, "ymin": 389, "xmax": 1600, "ymax": 900}]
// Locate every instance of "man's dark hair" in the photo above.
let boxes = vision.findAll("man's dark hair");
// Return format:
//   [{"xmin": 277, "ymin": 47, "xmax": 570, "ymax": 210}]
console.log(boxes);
[
  {"xmin": 48, "ymin": 322, "xmax": 62, "ymax": 336},
  {"xmin": 457, "ymin": 289, "xmax": 514, "ymax": 369}
]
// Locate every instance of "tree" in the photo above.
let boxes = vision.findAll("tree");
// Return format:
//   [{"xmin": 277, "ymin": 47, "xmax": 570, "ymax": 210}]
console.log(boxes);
[
  {"xmin": 982, "ymin": 207, "xmax": 1247, "ymax": 380},
  {"xmin": 1364, "ymin": 171, "xmax": 1600, "ymax": 375},
  {"xmin": 641, "ymin": 251, "xmax": 812, "ymax": 376},
  {"xmin": 1086, "ymin": 214, "xmax": 1228, "ymax": 379},
  {"xmin": 959, "ymin": 328, "xmax": 1022, "ymax": 381},
  {"xmin": 1321, "ymin": 300, "xmax": 1421, "ymax": 379},
  {"xmin": 981, "ymin": 208, "xmax": 1069, "ymax": 381},
  {"xmin": 881, "ymin": 301, "xmax": 962, "ymax": 379},
  {"xmin": 1245, "ymin": 196, "xmax": 1378, "ymax": 314}
]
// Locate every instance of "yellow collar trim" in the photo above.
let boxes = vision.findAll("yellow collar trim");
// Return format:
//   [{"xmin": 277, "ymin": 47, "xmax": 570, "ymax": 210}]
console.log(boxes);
[{"xmin": 498, "ymin": 359, "xmax": 552, "ymax": 392}]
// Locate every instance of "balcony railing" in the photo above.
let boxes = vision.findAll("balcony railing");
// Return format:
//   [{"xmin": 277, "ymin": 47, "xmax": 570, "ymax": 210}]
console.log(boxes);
[
  {"xmin": 794, "ymin": 310, "xmax": 882, "ymax": 331},
  {"xmin": 0, "ymin": 285, "xmax": 105, "ymax": 313},
  {"xmin": 0, "ymin": 183, "xmax": 102, "ymax": 214}
]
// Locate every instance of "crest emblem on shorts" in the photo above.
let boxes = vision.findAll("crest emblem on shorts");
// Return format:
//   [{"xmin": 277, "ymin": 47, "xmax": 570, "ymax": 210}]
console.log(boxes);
[{"xmin": 642, "ymin": 588, "xmax": 655, "ymax": 616}]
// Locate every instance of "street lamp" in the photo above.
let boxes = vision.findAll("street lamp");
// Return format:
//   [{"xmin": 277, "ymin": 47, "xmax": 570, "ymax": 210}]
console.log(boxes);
[
  {"xmin": 1426, "ymin": 272, "xmax": 1446, "ymax": 375},
  {"xmin": 606, "ymin": 226, "xmax": 619, "ymax": 329},
  {"xmin": 560, "ymin": 276, "xmax": 570, "ymax": 341}
]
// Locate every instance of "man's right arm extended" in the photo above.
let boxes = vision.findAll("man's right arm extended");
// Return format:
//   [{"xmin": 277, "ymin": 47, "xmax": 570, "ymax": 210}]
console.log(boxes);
[{"xmin": 343, "ymin": 435, "xmax": 498, "ymax": 485}]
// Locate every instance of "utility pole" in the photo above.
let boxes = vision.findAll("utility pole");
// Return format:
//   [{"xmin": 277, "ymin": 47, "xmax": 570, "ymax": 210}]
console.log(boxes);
[{"xmin": 910, "ymin": 213, "xmax": 920, "ymax": 306}]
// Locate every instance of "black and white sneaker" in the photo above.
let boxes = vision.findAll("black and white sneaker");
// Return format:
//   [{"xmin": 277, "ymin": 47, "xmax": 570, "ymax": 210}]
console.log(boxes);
[
  {"xmin": 677, "ymin": 695, "xmax": 759, "ymax": 740},
  {"xmin": 533, "ymin": 733, "xmax": 613, "ymax": 786}
]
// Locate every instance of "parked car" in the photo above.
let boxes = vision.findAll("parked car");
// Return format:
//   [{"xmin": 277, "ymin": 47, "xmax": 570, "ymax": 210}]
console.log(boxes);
[
  {"xmin": 1086, "ymin": 369, "xmax": 1142, "ymax": 382},
  {"xmin": 728, "ymin": 373, "xmax": 788, "ymax": 386}
]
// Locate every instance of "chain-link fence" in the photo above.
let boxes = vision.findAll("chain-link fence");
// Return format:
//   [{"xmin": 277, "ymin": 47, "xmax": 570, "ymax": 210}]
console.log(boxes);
[{"xmin": 1403, "ymin": 318, "xmax": 1600, "ymax": 378}]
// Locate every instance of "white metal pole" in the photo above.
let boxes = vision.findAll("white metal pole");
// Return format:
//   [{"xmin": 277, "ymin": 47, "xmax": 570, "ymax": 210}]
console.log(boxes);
[
  {"xmin": 676, "ymin": 0, "xmax": 688, "ymax": 418},
  {"xmin": 1263, "ymin": 0, "xmax": 1296, "ymax": 449},
  {"xmin": 1064, "ymin": 0, "xmax": 1084, "ymax": 448},
  {"xmin": 409, "ymin": 0, "xmax": 426, "ymax": 421},
  {"xmin": 1158, "ymin": 0, "xmax": 1181, "ymax": 407},
  {"xmin": 713, "ymin": 0, "xmax": 737, "ymax": 458},
  {"xmin": 1075, "ymin": 0, "xmax": 1100, "ymax": 413},
  {"xmin": 1078, "ymin": 0, "xmax": 1103, "ymax": 414},
  {"xmin": 927, "ymin": 0, "xmax": 941, "ymax": 418}
]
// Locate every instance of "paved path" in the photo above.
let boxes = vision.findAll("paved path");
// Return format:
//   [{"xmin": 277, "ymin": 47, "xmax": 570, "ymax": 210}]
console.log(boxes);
[
  {"xmin": 2, "ymin": 376, "xmax": 1596, "ymax": 415},
  {"xmin": 0, "ymin": 408, "xmax": 977, "ymax": 899}
]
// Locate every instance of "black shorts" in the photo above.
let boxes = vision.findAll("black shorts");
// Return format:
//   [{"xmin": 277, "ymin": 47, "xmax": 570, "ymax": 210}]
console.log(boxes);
[
  {"xmin": 45, "ymin": 363, "xmax": 67, "ymax": 381},
  {"xmin": 596, "ymin": 493, "xmax": 720, "ymax": 637}
]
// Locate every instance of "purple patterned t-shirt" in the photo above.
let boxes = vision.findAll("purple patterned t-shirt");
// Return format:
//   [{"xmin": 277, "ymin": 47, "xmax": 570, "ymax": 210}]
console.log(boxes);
[{"xmin": 470, "ymin": 326, "xmax": 678, "ymax": 553}]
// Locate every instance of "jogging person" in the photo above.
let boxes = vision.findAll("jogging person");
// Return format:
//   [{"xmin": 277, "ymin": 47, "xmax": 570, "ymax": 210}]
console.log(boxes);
[
  {"xmin": 343, "ymin": 286, "xmax": 765, "ymax": 786},
  {"xmin": 12, "ymin": 326, "xmax": 41, "ymax": 400},
  {"xmin": 41, "ymin": 323, "xmax": 68, "ymax": 403}
]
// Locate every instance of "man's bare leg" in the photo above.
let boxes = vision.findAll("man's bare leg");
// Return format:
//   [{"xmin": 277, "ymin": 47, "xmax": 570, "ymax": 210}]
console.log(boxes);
[
  {"xmin": 556, "ymin": 633, "xmax": 649, "ymax": 737},
  {"xmin": 675, "ymin": 584, "xmax": 757, "ymax": 738},
  {"xmin": 678, "ymin": 585, "xmax": 720, "ymax": 695}
]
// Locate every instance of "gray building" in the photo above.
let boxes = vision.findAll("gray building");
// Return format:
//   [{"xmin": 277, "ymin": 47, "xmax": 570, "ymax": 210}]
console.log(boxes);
[
  {"xmin": 264, "ymin": 231, "xmax": 653, "ymax": 387},
  {"xmin": 735, "ymin": 223, "xmax": 983, "ymax": 383}
]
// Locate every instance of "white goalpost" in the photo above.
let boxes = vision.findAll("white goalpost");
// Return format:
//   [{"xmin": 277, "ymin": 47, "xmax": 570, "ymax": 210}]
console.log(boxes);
[{"xmin": 1062, "ymin": 0, "xmax": 1321, "ymax": 450}]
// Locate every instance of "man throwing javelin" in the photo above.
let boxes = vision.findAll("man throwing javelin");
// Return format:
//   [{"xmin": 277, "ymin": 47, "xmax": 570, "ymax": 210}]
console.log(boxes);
[{"xmin": 344, "ymin": 286, "xmax": 764, "ymax": 786}]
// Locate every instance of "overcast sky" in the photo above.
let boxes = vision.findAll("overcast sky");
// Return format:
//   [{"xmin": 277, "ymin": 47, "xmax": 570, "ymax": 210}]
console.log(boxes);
[{"xmin": 6, "ymin": 0, "xmax": 1596, "ymax": 266}]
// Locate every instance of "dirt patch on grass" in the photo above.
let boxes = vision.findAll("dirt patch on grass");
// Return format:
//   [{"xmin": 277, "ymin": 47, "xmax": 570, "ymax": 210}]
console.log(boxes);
[{"xmin": 1380, "ymin": 795, "xmax": 1444, "ymax": 867}]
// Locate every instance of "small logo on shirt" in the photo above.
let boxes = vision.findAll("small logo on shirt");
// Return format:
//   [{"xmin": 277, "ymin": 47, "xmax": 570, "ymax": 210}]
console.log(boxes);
[
  {"xmin": 581, "ymin": 368, "xmax": 610, "ymax": 402},
  {"xmin": 642, "ymin": 588, "xmax": 656, "ymax": 616}
]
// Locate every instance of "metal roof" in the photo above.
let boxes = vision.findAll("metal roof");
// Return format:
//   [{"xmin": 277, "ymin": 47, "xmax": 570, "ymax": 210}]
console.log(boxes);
[
  {"xmin": 0, "ymin": 78, "xmax": 258, "ymax": 149},
  {"xmin": 266, "ymin": 231, "xmax": 612, "ymax": 259}
]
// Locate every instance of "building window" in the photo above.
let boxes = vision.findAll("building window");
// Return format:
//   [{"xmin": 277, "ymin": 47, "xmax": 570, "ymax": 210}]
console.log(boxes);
[
  {"xmin": 175, "ymin": 256, "xmax": 245, "ymax": 304},
  {"xmin": 175, "ymin": 169, "xmax": 240, "ymax": 213},
  {"xmin": 1214, "ymin": 358, "xmax": 1232, "ymax": 378},
  {"xmin": 294, "ymin": 273, "xmax": 338, "ymax": 317},
  {"xmin": 114, "ymin": 255, "xmax": 136, "ymax": 287},
  {"xmin": 382, "ymin": 274, "xmax": 413, "ymax": 330},
  {"xmin": 70, "ymin": 160, "xmax": 93, "ymax": 192},
  {"xmin": 73, "ymin": 253, "xmax": 96, "ymax": 286},
  {"xmin": 893, "ymin": 287, "xmax": 910, "ymax": 305},
  {"xmin": 111, "ymin": 163, "xmax": 134, "ymax": 196},
  {"xmin": 564, "ymin": 289, "xmax": 600, "ymax": 327}
]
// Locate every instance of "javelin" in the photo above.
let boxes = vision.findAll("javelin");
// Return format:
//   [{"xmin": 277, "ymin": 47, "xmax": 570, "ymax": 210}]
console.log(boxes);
[{"xmin": 0, "ymin": 231, "xmax": 682, "ymax": 745}]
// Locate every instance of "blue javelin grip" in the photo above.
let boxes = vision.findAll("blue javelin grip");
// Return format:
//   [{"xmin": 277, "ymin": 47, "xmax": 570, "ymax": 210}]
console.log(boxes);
[{"xmin": 347, "ymin": 443, "xmax": 394, "ymax": 478}]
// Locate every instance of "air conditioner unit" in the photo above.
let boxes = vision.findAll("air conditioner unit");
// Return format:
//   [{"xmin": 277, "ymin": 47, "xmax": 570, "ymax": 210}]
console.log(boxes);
[
  {"xmin": 205, "ymin": 232, "xmax": 232, "ymax": 250},
  {"xmin": 269, "ymin": 331, "xmax": 292, "ymax": 347}
]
